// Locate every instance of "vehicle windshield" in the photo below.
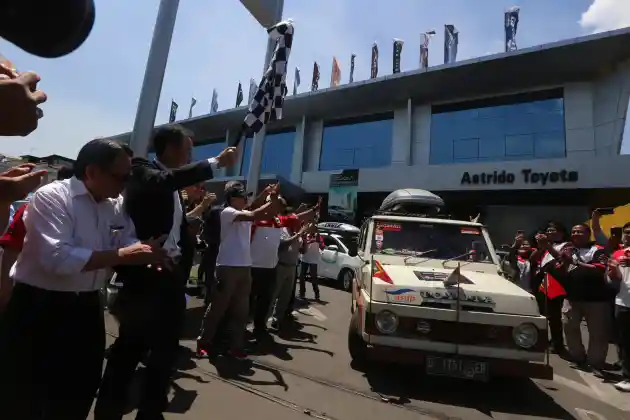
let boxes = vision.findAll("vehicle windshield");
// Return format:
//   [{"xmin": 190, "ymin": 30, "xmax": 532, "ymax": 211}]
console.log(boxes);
[{"xmin": 372, "ymin": 220, "xmax": 494, "ymax": 264}]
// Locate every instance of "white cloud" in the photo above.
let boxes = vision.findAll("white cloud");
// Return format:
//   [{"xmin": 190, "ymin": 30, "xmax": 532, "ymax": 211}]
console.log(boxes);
[{"xmin": 579, "ymin": 0, "xmax": 630, "ymax": 33}]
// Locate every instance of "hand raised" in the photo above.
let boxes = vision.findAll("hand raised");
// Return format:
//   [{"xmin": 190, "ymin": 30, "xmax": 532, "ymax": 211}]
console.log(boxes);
[
  {"xmin": 216, "ymin": 147, "xmax": 237, "ymax": 168},
  {"xmin": 0, "ymin": 71, "xmax": 46, "ymax": 136},
  {"xmin": 0, "ymin": 164, "xmax": 48, "ymax": 204}
]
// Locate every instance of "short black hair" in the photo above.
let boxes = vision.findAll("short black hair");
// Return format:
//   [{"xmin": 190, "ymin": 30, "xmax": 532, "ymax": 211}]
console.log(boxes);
[
  {"xmin": 623, "ymin": 222, "xmax": 630, "ymax": 231},
  {"xmin": 120, "ymin": 143, "xmax": 133, "ymax": 157},
  {"xmin": 152, "ymin": 125, "xmax": 193, "ymax": 157},
  {"xmin": 74, "ymin": 139, "xmax": 126, "ymax": 181},
  {"xmin": 56, "ymin": 165, "xmax": 74, "ymax": 180}
]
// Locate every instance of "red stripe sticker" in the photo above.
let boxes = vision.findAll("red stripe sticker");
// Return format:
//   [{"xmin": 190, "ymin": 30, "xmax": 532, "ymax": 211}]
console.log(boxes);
[{"xmin": 461, "ymin": 228, "xmax": 480, "ymax": 235}]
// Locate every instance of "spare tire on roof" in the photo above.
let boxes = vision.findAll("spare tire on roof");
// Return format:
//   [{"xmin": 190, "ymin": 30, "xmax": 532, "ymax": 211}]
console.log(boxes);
[{"xmin": 379, "ymin": 189, "xmax": 444, "ymax": 215}]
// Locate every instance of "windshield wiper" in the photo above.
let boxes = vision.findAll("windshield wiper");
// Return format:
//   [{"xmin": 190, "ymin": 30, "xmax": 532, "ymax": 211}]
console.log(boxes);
[
  {"xmin": 441, "ymin": 250, "xmax": 475, "ymax": 268},
  {"xmin": 403, "ymin": 249, "xmax": 437, "ymax": 265}
]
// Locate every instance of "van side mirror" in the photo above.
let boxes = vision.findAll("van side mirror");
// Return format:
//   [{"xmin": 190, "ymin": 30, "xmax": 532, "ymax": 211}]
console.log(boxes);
[{"xmin": 348, "ymin": 246, "xmax": 358, "ymax": 257}]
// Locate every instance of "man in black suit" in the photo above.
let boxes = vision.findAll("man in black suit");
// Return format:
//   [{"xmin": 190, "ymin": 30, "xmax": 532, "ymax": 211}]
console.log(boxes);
[{"xmin": 94, "ymin": 125, "xmax": 236, "ymax": 420}]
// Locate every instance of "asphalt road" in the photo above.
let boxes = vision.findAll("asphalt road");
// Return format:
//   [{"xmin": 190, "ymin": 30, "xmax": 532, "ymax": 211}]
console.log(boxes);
[{"xmin": 95, "ymin": 279, "xmax": 630, "ymax": 420}]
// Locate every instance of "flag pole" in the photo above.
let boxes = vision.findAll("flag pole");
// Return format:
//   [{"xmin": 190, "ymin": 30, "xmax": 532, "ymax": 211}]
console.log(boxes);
[{"xmin": 246, "ymin": 0, "xmax": 285, "ymax": 197}]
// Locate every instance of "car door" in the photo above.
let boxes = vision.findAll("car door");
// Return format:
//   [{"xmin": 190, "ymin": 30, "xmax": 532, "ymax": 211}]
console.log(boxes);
[{"xmin": 319, "ymin": 234, "xmax": 341, "ymax": 279}]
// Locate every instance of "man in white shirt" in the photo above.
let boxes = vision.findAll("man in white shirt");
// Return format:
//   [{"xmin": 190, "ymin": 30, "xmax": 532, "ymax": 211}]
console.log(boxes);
[
  {"xmin": 0, "ymin": 139, "xmax": 168, "ymax": 420},
  {"xmin": 197, "ymin": 183, "xmax": 281, "ymax": 359}
]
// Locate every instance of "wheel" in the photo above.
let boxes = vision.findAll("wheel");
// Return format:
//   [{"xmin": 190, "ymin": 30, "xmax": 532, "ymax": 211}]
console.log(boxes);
[
  {"xmin": 348, "ymin": 310, "xmax": 367, "ymax": 365},
  {"xmin": 339, "ymin": 268, "xmax": 354, "ymax": 292}
]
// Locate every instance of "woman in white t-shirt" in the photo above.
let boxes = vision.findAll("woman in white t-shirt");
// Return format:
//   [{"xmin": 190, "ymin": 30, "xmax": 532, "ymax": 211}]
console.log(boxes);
[{"xmin": 299, "ymin": 225, "xmax": 324, "ymax": 300}]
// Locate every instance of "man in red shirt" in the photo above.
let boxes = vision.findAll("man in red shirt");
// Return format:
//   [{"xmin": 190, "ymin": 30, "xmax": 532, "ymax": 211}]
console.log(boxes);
[{"xmin": 0, "ymin": 165, "xmax": 74, "ymax": 312}]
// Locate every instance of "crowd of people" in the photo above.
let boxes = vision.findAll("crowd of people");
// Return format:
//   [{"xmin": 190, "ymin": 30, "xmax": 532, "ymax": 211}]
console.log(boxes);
[
  {"xmin": 0, "ymin": 123, "xmax": 331, "ymax": 420},
  {"xmin": 503, "ymin": 212, "xmax": 630, "ymax": 393}
]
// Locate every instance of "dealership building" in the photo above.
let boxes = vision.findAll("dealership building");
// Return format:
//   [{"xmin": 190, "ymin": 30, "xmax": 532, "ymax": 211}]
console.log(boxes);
[{"xmin": 108, "ymin": 28, "xmax": 630, "ymax": 244}]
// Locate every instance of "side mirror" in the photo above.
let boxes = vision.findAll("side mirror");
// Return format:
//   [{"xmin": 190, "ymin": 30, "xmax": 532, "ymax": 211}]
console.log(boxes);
[
  {"xmin": 327, "ymin": 245, "xmax": 339, "ymax": 252},
  {"xmin": 348, "ymin": 247, "xmax": 358, "ymax": 257}
]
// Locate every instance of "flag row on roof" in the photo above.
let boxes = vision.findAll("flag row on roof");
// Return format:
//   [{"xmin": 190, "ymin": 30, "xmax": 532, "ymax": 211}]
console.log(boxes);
[{"xmin": 168, "ymin": 7, "xmax": 520, "ymax": 124}]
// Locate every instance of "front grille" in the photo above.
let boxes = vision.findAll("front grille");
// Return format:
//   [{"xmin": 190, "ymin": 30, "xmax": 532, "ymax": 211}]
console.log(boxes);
[
  {"xmin": 419, "ymin": 301, "xmax": 495, "ymax": 313},
  {"xmin": 365, "ymin": 313, "xmax": 546, "ymax": 353}
]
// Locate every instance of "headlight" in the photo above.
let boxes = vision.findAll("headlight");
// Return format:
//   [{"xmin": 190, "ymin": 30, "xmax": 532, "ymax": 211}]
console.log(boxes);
[
  {"xmin": 375, "ymin": 310, "xmax": 398, "ymax": 334},
  {"xmin": 512, "ymin": 323, "xmax": 538, "ymax": 349}
]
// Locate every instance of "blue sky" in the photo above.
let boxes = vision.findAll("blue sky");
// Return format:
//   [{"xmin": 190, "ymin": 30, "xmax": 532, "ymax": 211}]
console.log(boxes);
[{"xmin": 0, "ymin": 0, "xmax": 628, "ymax": 159}]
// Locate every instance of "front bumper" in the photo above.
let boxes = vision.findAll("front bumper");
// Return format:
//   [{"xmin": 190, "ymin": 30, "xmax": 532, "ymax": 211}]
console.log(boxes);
[{"xmin": 367, "ymin": 345, "xmax": 553, "ymax": 380}]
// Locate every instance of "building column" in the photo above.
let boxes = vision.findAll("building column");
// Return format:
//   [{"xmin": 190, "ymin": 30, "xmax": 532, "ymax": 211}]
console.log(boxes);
[
  {"xmin": 290, "ymin": 116, "xmax": 306, "ymax": 184},
  {"xmin": 303, "ymin": 120, "xmax": 323, "ymax": 172},
  {"xmin": 225, "ymin": 129, "xmax": 242, "ymax": 177},
  {"xmin": 390, "ymin": 98, "xmax": 412, "ymax": 166}
]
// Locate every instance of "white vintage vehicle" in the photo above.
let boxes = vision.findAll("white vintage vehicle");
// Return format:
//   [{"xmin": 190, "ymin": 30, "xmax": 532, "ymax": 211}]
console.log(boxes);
[{"xmin": 347, "ymin": 189, "xmax": 552, "ymax": 381}]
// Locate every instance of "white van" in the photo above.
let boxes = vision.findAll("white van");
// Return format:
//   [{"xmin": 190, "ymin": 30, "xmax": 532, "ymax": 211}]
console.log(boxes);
[{"xmin": 347, "ymin": 189, "xmax": 552, "ymax": 381}]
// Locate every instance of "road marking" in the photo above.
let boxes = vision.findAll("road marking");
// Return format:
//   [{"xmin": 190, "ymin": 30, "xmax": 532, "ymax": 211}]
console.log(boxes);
[
  {"xmin": 552, "ymin": 372, "xmax": 630, "ymax": 412},
  {"xmin": 576, "ymin": 369, "xmax": 630, "ymax": 412},
  {"xmin": 297, "ymin": 306, "xmax": 328, "ymax": 322},
  {"xmin": 575, "ymin": 408, "xmax": 607, "ymax": 420}
]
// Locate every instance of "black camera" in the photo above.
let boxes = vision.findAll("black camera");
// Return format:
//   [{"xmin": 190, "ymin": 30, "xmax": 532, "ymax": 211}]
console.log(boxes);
[{"xmin": 0, "ymin": 0, "xmax": 95, "ymax": 58}]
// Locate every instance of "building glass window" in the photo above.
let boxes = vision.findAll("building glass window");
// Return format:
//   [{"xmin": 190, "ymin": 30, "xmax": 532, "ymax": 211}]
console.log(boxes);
[
  {"xmin": 319, "ymin": 117, "xmax": 393, "ymax": 170},
  {"xmin": 240, "ymin": 131, "xmax": 296, "ymax": 179},
  {"xmin": 429, "ymin": 89, "xmax": 566, "ymax": 164},
  {"xmin": 193, "ymin": 142, "xmax": 225, "ymax": 161}
]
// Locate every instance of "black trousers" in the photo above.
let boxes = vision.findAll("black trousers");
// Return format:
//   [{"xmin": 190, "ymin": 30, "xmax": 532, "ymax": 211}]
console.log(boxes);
[
  {"xmin": 285, "ymin": 266, "xmax": 298, "ymax": 317},
  {"xmin": 202, "ymin": 248, "xmax": 218, "ymax": 307},
  {"xmin": 616, "ymin": 305, "xmax": 630, "ymax": 379},
  {"xmin": 250, "ymin": 267, "xmax": 277, "ymax": 331},
  {"xmin": 536, "ymin": 292, "xmax": 565, "ymax": 350},
  {"xmin": 0, "ymin": 283, "xmax": 104, "ymax": 420},
  {"xmin": 95, "ymin": 272, "xmax": 186, "ymax": 419},
  {"xmin": 299, "ymin": 262, "xmax": 320, "ymax": 298}
]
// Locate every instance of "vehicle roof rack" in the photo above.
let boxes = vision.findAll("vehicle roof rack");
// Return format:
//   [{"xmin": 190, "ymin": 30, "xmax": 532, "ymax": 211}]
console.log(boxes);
[
  {"xmin": 378, "ymin": 188, "xmax": 445, "ymax": 217},
  {"xmin": 374, "ymin": 210, "xmax": 453, "ymax": 219}
]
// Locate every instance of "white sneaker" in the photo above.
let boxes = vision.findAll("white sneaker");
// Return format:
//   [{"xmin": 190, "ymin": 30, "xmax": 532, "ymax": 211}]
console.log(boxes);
[{"xmin": 614, "ymin": 380, "xmax": 630, "ymax": 392}]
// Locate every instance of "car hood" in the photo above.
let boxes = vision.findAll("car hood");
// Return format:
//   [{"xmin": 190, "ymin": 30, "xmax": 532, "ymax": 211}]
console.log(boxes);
[{"xmin": 371, "ymin": 264, "xmax": 539, "ymax": 316}]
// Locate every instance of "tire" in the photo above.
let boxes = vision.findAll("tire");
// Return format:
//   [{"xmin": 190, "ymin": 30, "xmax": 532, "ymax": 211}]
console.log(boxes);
[
  {"xmin": 348, "ymin": 310, "xmax": 367, "ymax": 365},
  {"xmin": 339, "ymin": 268, "xmax": 354, "ymax": 292}
]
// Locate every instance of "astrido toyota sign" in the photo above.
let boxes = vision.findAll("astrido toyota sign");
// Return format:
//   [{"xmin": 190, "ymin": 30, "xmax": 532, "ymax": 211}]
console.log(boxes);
[{"xmin": 461, "ymin": 169, "xmax": 578, "ymax": 186}]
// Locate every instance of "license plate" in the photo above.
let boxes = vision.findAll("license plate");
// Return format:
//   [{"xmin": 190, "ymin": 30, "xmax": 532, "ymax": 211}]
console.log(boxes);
[{"xmin": 425, "ymin": 356, "xmax": 489, "ymax": 381}]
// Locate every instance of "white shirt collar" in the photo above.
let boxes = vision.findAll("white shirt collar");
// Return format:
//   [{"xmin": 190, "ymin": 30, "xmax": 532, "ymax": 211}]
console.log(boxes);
[{"xmin": 69, "ymin": 176, "xmax": 90, "ymax": 198}]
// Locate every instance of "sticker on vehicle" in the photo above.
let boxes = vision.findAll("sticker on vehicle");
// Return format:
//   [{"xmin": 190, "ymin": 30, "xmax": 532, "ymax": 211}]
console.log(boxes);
[
  {"xmin": 377, "ymin": 223, "xmax": 401, "ymax": 232},
  {"xmin": 460, "ymin": 228, "xmax": 480, "ymax": 235}
]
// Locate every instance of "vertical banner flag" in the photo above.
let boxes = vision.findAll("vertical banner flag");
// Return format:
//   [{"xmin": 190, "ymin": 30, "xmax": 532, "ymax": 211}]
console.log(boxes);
[
  {"xmin": 169, "ymin": 100, "xmax": 178, "ymax": 123},
  {"xmin": 293, "ymin": 66, "xmax": 301, "ymax": 95},
  {"xmin": 311, "ymin": 61, "xmax": 320, "ymax": 91},
  {"xmin": 248, "ymin": 78, "xmax": 257, "ymax": 104},
  {"xmin": 330, "ymin": 56, "xmax": 341, "ymax": 87},
  {"xmin": 505, "ymin": 6, "xmax": 520, "ymax": 52},
  {"xmin": 236, "ymin": 82, "xmax": 244, "ymax": 107},
  {"xmin": 210, "ymin": 89, "xmax": 219, "ymax": 113},
  {"xmin": 370, "ymin": 42, "xmax": 379, "ymax": 79},
  {"xmin": 393, "ymin": 39, "xmax": 404, "ymax": 74},
  {"xmin": 328, "ymin": 169, "xmax": 359, "ymax": 224},
  {"xmin": 350, "ymin": 53, "xmax": 356, "ymax": 83},
  {"xmin": 188, "ymin": 97, "xmax": 197, "ymax": 119},
  {"xmin": 420, "ymin": 31, "xmax": 436, "ymax": 70},
  {"xmin": 444, "ymin": 24, "xmax": 459, "ymax": 64}
]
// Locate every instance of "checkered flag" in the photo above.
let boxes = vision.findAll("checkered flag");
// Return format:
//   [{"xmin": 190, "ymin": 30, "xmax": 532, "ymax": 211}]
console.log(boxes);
[{"xmin": 241, "ymin": 20, "xmax": 294, "ymax": 138}]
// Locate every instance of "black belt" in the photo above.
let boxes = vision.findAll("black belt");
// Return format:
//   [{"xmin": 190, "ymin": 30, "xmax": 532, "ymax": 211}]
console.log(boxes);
[{"xmin": 278, "ymin": 262, "xmax": 297, "ymax": 267}]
